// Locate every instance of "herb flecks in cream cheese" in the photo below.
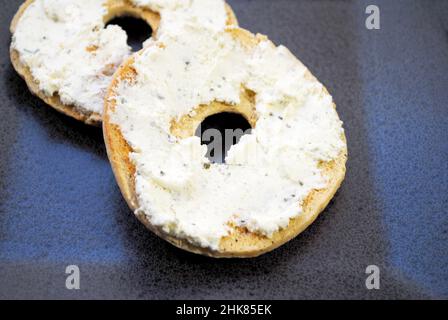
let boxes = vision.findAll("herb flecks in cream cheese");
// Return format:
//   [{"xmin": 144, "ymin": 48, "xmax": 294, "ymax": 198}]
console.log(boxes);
[
  {"xmin": 110, "ymin": 26, "xmax": 346, "ymax": 250},
  {"xmin": 12, "ymin": 0, "xmax": 229, "ymax": 114}
]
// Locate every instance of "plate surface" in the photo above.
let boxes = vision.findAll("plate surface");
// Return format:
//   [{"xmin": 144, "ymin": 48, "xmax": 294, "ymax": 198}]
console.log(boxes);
[{"xmin": 0, "ymin": 0, "xmax": 447, "ymax": 299}]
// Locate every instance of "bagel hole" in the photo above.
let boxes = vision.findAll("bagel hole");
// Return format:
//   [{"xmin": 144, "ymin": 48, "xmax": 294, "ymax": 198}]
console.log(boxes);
[
  {"xmin": 106, "ymin": 16, "xmax": 152, "ymax": 51},
  {"xmin": 195, "ymin": 113, "xmax": 252, "ymax": 164}
]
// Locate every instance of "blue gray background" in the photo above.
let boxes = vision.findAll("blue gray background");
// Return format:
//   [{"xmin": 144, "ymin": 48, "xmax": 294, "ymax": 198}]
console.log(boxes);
[{"xmin": 0, "ymin": 0, "xmax": 447, "ymax": 299}]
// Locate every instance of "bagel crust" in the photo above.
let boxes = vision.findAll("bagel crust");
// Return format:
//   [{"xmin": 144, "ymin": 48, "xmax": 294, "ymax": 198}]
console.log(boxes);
[
  {"xmin": 104, "ymin": 27, "xmax": 348, "ymax": 258},
  {"xmin": 10, "ymin": 0, "xmax": 238, "ymax": 126}
]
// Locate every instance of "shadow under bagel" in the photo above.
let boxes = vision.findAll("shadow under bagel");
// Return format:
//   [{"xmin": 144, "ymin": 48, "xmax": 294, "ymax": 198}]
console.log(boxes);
[{"xmin": 3, "ymin": 65, "xmax": 106, "ymax": 158}]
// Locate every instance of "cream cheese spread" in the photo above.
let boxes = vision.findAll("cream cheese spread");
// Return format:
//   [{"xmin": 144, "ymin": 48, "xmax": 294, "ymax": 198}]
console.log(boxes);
[
  {"xmin": 110, "ymin": 25, "xmax": 346, "ymax": 250},
  {"xmin": 11, "ymin": 0, "xmax": 229, "ymax": 114}
]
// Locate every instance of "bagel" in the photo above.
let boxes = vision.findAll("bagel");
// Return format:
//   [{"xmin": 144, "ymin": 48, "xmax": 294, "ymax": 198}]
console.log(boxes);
[
  {"xmin": 104, "ymin": 26, "xmax": 348, "ymax": 258},
  {"xmin": 10, "ymin": 0, "xmax": 237, "ymax": 125}
]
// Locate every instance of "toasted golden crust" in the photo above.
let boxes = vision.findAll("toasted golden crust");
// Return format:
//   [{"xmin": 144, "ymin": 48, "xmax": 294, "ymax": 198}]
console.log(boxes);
[
  {"xmin": 103, "ymin": 28, "xmax": 348, "ymax": 258},
  {"xmin": 10, "ymin": 0, "xmax": 238, "ymax": 126}
]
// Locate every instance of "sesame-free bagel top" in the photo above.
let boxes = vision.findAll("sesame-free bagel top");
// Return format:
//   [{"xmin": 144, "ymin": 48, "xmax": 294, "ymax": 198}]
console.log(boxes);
[
  {"xmin": 10, "ymin": 0, "xmax": 237, "ymax": 125},
  {"xmin": 104, "ymin": 27, "xmax": 347, "ymax": 257}
]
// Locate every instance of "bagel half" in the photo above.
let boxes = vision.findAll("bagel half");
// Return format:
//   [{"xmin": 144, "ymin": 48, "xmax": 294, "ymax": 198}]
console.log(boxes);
[
  {"xmin": 10, "ymin": 0, "xmax": 238, "ymax": 126},
  {"xmin": 103, "ymin": 28, "xmax": 348, "ymax": 258}
]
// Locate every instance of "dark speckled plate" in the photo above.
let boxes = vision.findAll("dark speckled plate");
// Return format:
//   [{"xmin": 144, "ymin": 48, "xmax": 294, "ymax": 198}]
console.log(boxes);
[{"xmin": 1, "ymin": 0, "xmax": 447, "ymax": 299}]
